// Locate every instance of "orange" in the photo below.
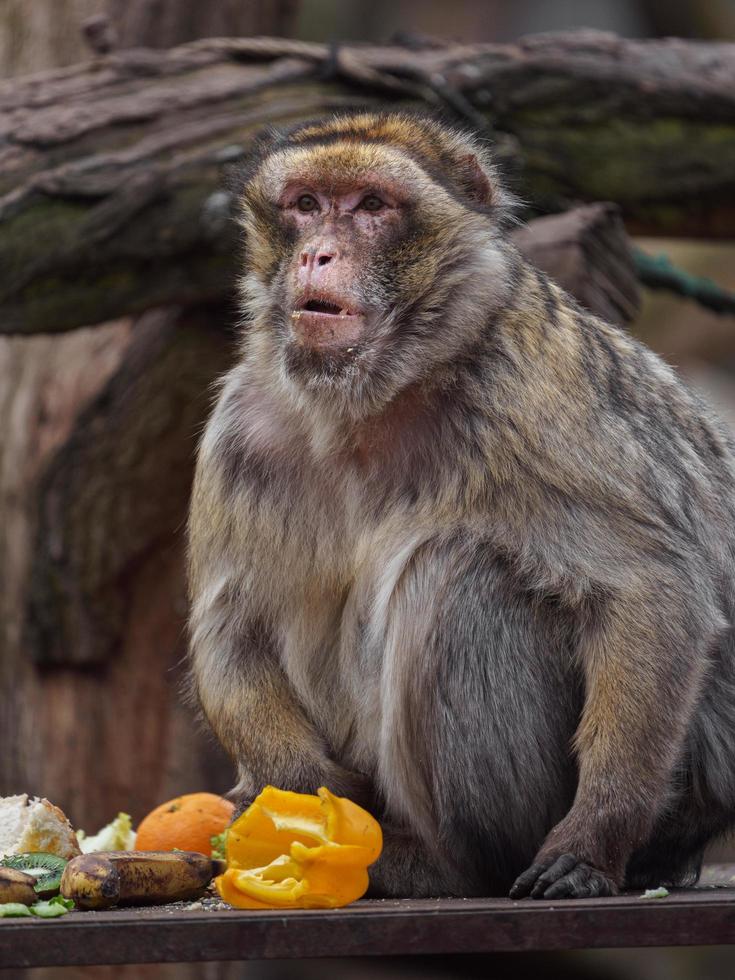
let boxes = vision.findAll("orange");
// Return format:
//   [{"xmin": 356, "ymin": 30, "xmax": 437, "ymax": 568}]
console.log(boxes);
[{"xmin": 135, "ymin": 793, "xmax": 234, "ymax": 856}]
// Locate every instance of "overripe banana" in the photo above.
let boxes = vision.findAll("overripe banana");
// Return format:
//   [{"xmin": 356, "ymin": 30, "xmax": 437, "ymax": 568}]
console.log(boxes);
[
  {"xmin": 60, "ymin": 851, "xmax": 216, "ymax": 910},
  {"xmin": 0, "ymin": 867, "xmax": 37, "ymax": 905}
]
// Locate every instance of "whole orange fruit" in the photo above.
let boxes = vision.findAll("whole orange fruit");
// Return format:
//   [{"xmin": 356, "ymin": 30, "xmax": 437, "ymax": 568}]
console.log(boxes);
[{"xmin": 135, "ymin": 793, "xmax": 234, "ymax": 856}]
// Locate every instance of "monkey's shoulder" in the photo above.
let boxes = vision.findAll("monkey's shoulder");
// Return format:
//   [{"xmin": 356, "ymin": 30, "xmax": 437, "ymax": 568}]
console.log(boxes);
[{"xmin": 484, "ymin": 276, "xmax": 732, "ymax": 466}]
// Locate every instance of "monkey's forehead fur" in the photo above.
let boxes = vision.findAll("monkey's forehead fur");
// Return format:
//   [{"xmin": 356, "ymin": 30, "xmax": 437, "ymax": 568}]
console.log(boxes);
[{"xmin": 240, "ymin": 111, "xmax": 512, "ymax": 218}]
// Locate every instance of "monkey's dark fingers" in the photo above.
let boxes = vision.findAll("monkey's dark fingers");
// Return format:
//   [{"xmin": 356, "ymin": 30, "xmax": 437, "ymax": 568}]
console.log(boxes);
[
  {"xmin": 527, "ymin": 855, "xmax": 616, "ymax": 900},
  {"xmin": 579, "ymin": 872, "xmax": 617, "ymax": 899},
  {"xmin": 543, "ymin": 863, "xmax": 617, "ymax": 899},
  {"xmin": 529, "ymin": 854, "xmax": 579, "ymax": 898},
  {"xmin": 509, "ymin": 858, "xmax": 569, "ymax": 899},
  {"xmin": 510, "ymin": 854, "xmax": 616, "ymax": 900}
]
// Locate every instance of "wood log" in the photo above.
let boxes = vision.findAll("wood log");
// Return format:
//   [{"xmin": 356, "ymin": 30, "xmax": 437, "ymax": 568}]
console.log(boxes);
[
  {"xmin": 27, "ymin": 305, "xmax": 235, "ymax": 666},
  {"xmin": 512, "ymin": 203, "xmax": 641, "ymax": 327},
  {"xmin": 0, "ymin": 31, "xmax": 732, "ymax": 334},
  {"xmin": 0, "ymin": 306, "xmax": 234, "ymax": 830}
]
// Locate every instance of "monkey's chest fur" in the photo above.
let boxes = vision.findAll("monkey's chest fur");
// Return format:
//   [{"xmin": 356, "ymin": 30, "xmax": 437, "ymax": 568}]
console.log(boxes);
[
  {"xmin": 228, "ymin": 386, "xmax": 580, "ymax": 835},
  {"xmin": 242, "ymin": 450, "xmax": 446, "ymax": 775}
]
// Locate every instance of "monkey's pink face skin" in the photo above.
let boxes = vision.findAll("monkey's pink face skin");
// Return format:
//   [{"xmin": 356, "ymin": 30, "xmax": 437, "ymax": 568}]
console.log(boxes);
[{"xmin": 279, "ymin": 183, "xmax": 404, "ymax": 352}]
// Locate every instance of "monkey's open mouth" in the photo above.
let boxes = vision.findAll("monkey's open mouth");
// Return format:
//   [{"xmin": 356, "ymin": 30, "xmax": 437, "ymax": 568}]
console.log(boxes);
[
  {"xmin": 300, "ymin": 299, "xmax": 354, "ymax": 316},
  {"xmin": 291, "ymin": 296, "xmax": 365, "ymax": 350}
]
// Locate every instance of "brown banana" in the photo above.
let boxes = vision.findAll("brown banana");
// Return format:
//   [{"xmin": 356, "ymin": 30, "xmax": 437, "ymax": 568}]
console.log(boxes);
[
  {"xmin": 0, "ymin": 867, "xmax": 37, "ymax": 906},
  {"xmin": 60, "ymin": 851, "xmax": 215, "ymax": 910}
]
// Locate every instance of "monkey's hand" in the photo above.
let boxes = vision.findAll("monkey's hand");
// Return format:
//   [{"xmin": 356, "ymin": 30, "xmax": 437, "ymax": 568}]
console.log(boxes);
[{"xmin": 509, "ymin": 853, "xmax": 618, "ymax": 900}]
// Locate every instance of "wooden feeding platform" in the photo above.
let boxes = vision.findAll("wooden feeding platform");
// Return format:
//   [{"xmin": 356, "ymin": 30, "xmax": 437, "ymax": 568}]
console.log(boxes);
[{"xmin": 3, "ymin": 866, "xmax": 735, "ymax": 970}]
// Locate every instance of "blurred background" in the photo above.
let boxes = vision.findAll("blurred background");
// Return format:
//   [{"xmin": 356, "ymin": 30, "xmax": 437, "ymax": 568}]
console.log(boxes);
[{"xmin": 1, "ymin": 0, "xmax": 735, "ymax": 978}]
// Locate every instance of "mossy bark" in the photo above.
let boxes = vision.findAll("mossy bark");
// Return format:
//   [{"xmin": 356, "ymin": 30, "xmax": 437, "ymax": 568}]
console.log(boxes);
[{"xmin": 1, "ymin": 31, "xmax": 733, "ymax": 334}]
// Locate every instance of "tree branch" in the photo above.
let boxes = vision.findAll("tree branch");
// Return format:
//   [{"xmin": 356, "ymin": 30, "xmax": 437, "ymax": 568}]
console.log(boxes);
[{"xmin": 1, "ymin": 31, "xmax": 733, "ymax": 333}]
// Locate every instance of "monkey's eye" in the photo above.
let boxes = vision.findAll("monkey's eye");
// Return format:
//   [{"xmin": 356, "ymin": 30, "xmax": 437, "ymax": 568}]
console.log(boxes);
[
  {"xmin": 359, "ymin": 194, "xmax": 385, "ymax": 213},
  {"xmin": 296, "ymin": 194, "xmax": 319, "ymax": 213}
]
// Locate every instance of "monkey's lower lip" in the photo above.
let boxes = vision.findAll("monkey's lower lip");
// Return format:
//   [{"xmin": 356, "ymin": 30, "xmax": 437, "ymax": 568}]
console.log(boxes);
[{"xmin": 290, "ymin": 308, "xmax": 366, "ymax": 350}]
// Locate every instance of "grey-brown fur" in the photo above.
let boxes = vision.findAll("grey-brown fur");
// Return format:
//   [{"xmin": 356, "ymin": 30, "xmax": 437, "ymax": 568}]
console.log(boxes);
[{"xmin": 188, "ymin": 112, "xmax": 735, "ymax": 899}]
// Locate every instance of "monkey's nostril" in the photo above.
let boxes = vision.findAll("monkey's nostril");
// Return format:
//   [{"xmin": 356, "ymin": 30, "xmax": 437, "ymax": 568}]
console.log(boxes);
[
  {"xmin": 317, "ymin": 254, "xmax": 332, "ymax": 266},
  {"xmin": 300, "ymin": 254, "xmax": 309, "ymax": 267}
]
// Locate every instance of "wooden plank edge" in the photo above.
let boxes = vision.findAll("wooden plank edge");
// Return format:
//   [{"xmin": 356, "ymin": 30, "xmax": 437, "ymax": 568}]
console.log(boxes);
[{"xmin": 3, "ymin": 891, "xmax": 735, "ymax": 968}]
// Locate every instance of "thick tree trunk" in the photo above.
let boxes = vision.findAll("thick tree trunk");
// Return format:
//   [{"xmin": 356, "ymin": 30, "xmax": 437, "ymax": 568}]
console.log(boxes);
[
  {"xmin": 0, "ymin": 31, "xmax": 733, "ymax": 335},
  {"xmin": 0, "ymin": 306, "xmax": 235, "ymax": 827},
  {"xmin": 108, "ymin": 0, "xmax": 297, "ymax": 49},
  {"xmin": 0, "ymin": 0, "xmax": 297, "ymax": 76},
  {"xmin": 0, "ymin": 0, "xmax": 100, "ymax": 77}
]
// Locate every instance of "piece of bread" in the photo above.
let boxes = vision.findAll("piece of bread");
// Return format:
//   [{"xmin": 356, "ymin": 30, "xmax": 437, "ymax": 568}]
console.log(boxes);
[{"xmin": 0, "ymin": 795, "xmax": 81, "ymax": 859}]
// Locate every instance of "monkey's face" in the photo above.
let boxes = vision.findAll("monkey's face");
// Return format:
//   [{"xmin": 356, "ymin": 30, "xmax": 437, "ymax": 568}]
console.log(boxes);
[
  {"xmin": 240, "ymin": 114, "xmax": 514, "ymax": 416},
  {"xmin": 281, "ymin": 177, "xmax": 406, "ymax": 355}
]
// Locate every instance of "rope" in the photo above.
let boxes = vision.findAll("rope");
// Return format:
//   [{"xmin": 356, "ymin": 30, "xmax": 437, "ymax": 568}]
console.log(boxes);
[{"xmin": 634, "ymin": 249, "xmax": 735, "ymax": 317}]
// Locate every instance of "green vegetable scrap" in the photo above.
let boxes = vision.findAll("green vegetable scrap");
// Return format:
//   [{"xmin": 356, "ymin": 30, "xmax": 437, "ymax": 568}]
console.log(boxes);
[
  {"xmin": 0, "ymin": 895, "xmax": 74, "ymax": 919},
  {"xmin": 30, "ymin": 896, "xmax": 75, "ymax": 918},
  {"xmin": 0, "ymin": 903, "xmax": 33, "ymax": 917},
  {"xmin": 211, "ymin": 830, "xmax": 228, "ymax": 861},
  {"xmin": 77, "ymin": 812, "xmax": 136, "ymax": 852},
  {"xmin": 640, "ymin": 886, "xmax": 670, "ymax": 900}
]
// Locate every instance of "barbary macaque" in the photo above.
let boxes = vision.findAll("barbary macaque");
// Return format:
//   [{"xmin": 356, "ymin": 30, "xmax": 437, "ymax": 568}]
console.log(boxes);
[{"xmin": 188, "ymin": 112, "xmax": 735, "ymax": 899}]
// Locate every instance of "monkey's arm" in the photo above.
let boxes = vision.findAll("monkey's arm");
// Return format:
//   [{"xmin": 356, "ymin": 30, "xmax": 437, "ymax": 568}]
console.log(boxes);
[
  {"xmin": 190, "ymin": 584, "xmax": 370, "ymax": 805},
  {"xmin": 510, "ymin": 570, "xmax": 721, "ymax": 899},
  {"xmin": 187, "ymin": 429, "xmax": 371, "ymax": 810},
  {"xmin": 189, "ymin": 608, "xmax": 369, "ymax": 807}
]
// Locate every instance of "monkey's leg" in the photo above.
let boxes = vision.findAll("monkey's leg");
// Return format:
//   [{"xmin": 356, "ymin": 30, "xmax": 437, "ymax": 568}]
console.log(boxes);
[
  {"xmin": 367, "ymin": 825, "xmax": 468, "ymax": 898},
  {"xmin": 189, "ymin": 611, "xmax": 371, "ymax": 809},
  {"xmin": 510, "ymin": 584, "xmax": 721, "ymax": 900},
  {"xmin": 625, "ymin": 789, "xmax": 711, "ymax": 889},
  {"xmin": 627, "ymin": 654, "xmax": 735, "ymax": 889},
  {"xmin": 373, "ymin": 540, "xmax": 580, "ymax": 897}
]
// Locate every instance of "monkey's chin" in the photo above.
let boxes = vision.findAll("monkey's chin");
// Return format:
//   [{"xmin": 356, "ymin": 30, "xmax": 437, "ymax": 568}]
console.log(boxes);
[{"xmin": 290, "ymin": 310, "xmax": 366, "ymax": 352}]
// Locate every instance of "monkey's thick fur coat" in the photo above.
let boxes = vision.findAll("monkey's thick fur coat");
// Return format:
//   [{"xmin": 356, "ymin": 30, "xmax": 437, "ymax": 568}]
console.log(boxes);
[{"xmin": 188, "ymin": 112, "xmax": 735, "ymax": 899}]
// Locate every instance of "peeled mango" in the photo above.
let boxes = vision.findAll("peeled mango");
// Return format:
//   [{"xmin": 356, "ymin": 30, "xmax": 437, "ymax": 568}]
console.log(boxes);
[{"xmin": 216, "ymin": 786, "xmax": 382, "ymax": 910}]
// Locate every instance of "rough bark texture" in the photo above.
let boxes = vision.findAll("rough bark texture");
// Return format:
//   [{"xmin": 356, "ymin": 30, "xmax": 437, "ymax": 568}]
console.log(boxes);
[
  {"xmin": 27, "ymin": 305, "xmax": 236, "ymax": 667},
  {"xmin": 107, "ymin": 0, "xmax": 297, "ymax": 49},
  {"xmin": 1, "ymin": 31, "xmax": 733, "ymax": 334},
  {"xmin": 0, "ymin": 307, "xmax": 234, "ymax": 831},
  {"xmin": 0, "ymin": 0, "xmax": 101, "ymax": 77},
  {"xmin": 0, "ymin": 0, "xmax": 297, "ymax": 76}
]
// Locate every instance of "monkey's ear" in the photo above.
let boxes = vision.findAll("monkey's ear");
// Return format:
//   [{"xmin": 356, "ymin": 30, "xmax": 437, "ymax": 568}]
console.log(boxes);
[{"xmin": 457, "ymin": 153, "xmax": 494, "ymax": 206}]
